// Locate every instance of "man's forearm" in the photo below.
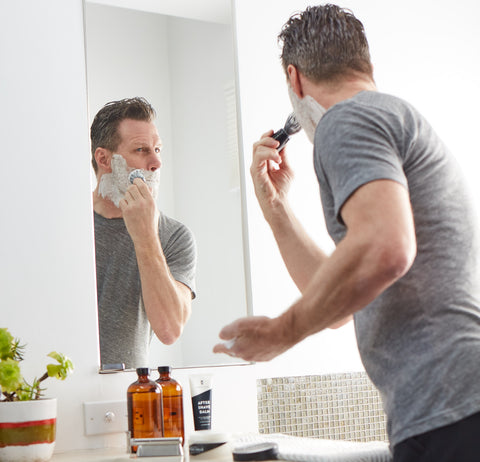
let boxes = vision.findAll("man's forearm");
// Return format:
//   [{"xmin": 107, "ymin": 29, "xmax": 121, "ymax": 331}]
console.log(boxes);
[
  {"xmin": 134, "ymin": 238, "xmax": 191, "ymax": 345},
  {"xmin": 118, "ymin": 179, "xmax": 192, "ymax": 345},
  {"xmin": 279, "ymin": 228, "xmax": 412, "ymax": 346},
  {"xmin": 264, "ymin": 199, "xmax": 329, "ymax": 293}
]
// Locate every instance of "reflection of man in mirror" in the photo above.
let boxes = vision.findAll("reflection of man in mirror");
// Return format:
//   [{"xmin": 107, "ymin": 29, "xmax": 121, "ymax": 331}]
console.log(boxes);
[
  {"xmin": 215, "ymin": 4, "xmax": 480, "ymax": 460},
  {"xmin": 91, "ymin": 97, "xmax": 196, "ymax": 370}
]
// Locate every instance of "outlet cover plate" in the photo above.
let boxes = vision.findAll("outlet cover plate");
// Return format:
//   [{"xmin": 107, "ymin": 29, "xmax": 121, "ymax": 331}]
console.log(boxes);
[{"xmin": 83, "ymin": 400, "xmax": 128, "ymax": 435}]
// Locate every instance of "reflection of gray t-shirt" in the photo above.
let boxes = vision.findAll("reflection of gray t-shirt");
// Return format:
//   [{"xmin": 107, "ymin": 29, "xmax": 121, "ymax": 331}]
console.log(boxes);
[
  {"xmin": 94, "ymin": 211, "xmax": 196, "ymax": 369},
  {"xmin": 314, "ymin": 91, "xmax": 480, "ymax": 446}
]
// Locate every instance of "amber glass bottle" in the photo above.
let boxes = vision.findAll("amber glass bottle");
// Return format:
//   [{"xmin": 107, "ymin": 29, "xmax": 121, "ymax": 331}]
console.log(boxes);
[
  {"xmin": 156, "ymin": 366, "xmax": 185, "ymax": 443},
  {"xmin": 127, "ymin": 368, "xmax": 164, "ymax": 453}
]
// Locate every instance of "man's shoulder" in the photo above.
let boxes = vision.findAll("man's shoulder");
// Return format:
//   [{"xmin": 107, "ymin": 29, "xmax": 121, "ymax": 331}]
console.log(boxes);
[
  {"xmin": 159, "ymin": 211, "xmax": 187, "ymax": 231},
  {"xmin": 158, "ymin": 212, "xmax": 194, "ymax": 242},
  {"xmin": 317, "ymin": 91, "xmax": 417, "ymax": 142},
  {"xmin": 329, "ymin": 91, "xmax": 410, "ymax": 117}
]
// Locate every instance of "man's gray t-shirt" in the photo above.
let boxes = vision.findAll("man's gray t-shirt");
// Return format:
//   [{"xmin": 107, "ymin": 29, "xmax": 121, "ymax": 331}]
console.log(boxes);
[
  {"xmin": 314, "ymin": 91, "xmax": 480, "ymax": 446},
  {"xmin": 94, "ymin": 211, "xmax": 196, "ymax": 369}
]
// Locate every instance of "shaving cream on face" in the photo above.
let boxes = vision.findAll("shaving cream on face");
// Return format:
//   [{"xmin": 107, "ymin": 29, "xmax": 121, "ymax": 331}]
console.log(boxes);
[
  {"xmin": 190, "ymin": 375, "xmax": 213, "ymax": 431},
  {"xmin": 97, "ymin": 154, "xmax": 160, "ymax": 207},
  {"xmin": 287, "ymin": 84, "xmax": 327, "ymax": 144}
]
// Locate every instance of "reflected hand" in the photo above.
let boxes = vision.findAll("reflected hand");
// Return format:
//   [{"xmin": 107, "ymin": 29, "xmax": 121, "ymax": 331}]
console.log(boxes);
[
  {"xmin": 213, "ymin": 315, "xmax": 295, "ymax": 362},
  {"xmin": 119, "ymin": 178, "xmax": 159, "ymax": 244},
  {"xmin": 251, "ymin": 130, "xmax": 294, "ymax": 216}
]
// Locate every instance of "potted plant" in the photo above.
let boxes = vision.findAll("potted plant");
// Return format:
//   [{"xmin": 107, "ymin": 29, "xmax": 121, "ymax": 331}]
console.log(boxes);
[{"xmin": 0, "ymin": 328, "xmax": 74, "ymax": 462}]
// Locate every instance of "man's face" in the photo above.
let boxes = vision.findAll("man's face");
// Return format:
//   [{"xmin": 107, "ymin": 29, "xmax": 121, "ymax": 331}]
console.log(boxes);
[
  {"xmin": 96, "ymin": 118, "xmax": 163, "ymax": 207},
  {"xmin": 114, "ymin": 118, "xmax": 162, "ymax": 171}
]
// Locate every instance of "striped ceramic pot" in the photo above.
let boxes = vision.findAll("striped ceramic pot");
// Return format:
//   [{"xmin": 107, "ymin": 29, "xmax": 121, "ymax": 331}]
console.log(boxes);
[{"xmin": 0, "ymin": 398, "xmax": 57, "ymax": 462}]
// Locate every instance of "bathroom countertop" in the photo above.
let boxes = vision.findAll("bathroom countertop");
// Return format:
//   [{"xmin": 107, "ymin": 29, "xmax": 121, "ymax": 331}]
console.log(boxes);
[
  {"xmin": 52, "ymin": 443, "xmax": 273, "ymax": 462},
  {"xmin": 52, "ymin": 435, "xmax": 391, "ymax": 462}
]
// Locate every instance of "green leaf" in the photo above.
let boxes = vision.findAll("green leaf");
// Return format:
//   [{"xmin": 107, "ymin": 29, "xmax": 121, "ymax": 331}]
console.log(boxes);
[
  {"xmin": 0, "ymin": 328, "xmax": 14, "ymax": 360},
  {"xmin": 0, "ymin": 329, "xmax": 25, "ymax": 362},
  {"xmin": 0, "ymin": 359, "xmax": 22, "ymax": 393},
  {"xmin": 46, "ymin": 352, "xmax": 74, "ymax": 380}
]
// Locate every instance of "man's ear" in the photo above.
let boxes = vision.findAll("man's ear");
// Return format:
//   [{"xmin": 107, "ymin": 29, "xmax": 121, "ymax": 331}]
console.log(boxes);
[
  {"xmin": 287, "ymin": 64, "xmax": 304, "ymax": 98},
  {"xmin": 94, "ymin": 147, "xmax": 112, "ymax": 173}
]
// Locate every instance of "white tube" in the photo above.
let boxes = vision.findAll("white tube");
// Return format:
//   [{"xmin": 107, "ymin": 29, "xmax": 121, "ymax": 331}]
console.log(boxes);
[{"xmin": 189, "ymin": 375, "xmax": 213, "ymax": 431}]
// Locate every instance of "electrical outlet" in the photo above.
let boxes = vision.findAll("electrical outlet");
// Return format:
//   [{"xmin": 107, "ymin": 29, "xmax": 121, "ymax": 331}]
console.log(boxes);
[{"xmin": 83, "ymin": 400, "xmax": 128, "ymax": 435}]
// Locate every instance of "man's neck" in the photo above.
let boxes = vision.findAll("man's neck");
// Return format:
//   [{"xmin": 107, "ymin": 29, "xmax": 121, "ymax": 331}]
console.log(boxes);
[
  {"xmin": 304, "ymin": 74, "xmax": 377, "ymax": 110},
  {"xmin": 92, "ymin": 190, "xmax": 123, "ymax": 219}
]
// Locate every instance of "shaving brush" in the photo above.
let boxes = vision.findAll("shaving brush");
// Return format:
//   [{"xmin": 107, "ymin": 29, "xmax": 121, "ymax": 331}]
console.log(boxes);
[
  {"xmin": 272, "ymin": 113, "xmax": 301, "ymax": 151},
  {"xmin": 128, "ymin": 169, "xmax": 146, "ymax": 184}
]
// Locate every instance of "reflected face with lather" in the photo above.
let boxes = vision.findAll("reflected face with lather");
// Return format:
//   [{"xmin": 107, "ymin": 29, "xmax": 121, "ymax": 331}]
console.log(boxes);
[
  {"xmin": 96, "ymin": 119, "xmax": 163, "ymax": 207},
  {"xmin": 91, "ymin": 97, "xmax": 163, "ymax": 207}
]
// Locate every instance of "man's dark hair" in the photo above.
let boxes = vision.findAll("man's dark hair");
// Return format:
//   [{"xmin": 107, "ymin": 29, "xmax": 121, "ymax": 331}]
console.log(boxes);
[
  {"xmin": 90, "ymin": 97, "xmax": 156, "ymax": 173},
  {"xmin": 278, "ymin": 4, "xmax": 373, "ymax": 83}
]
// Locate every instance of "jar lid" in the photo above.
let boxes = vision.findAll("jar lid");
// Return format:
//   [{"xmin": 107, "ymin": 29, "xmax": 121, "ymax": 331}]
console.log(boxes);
[
  {"xmin": 136, "ymin": 367, "xmax": 150, "ymax": 376},
  {"xmin": 158, "ymin": 366, "xmax": 171, "ymax": 373},
  {"xmin": 232, "ymin": 442, "xmax": 279, "ymax": 461}
]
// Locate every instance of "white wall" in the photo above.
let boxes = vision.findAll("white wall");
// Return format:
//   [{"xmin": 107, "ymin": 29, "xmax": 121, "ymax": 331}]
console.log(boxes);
[
  {"xmin": 0, "ymin": 0, "xmax": 100, "ymax": 452},
  {"xmin": 2, "ymin": 0, "xmax": 479, "ymax": 455}
]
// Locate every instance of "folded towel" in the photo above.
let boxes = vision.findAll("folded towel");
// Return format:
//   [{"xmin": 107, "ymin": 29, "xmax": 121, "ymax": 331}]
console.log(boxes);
[{"xmin": 233, "ymin": 433, "xmax": 392, "ymax": 462}]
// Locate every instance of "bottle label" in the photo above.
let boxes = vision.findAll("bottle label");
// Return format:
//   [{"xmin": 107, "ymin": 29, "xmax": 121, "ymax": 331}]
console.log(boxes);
[{"xmin": 191, "ymin": 389, "xmax": 212, "ymax": 431}]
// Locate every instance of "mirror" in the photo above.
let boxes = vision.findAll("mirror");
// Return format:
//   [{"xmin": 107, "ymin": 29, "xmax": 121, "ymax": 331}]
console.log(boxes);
[{"xmin": 84, "ymin": 0, "xmax": 251, "ymax": 370}]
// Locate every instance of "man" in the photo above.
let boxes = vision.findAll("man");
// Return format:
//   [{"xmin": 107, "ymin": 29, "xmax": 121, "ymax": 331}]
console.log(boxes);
[
  {"xmin": 214, "ymin": 5, "xmax": 480, "ymax": 460},
  {"xmin": 91, "ymin": 97, "xmax": 196, "ymax": 369}
]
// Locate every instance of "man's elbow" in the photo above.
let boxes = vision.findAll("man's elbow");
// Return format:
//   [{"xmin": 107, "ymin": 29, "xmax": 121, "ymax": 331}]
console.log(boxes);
[
  {"xmin": 156, "ymin": 313, "xmax": 190, "ymax": 345},
  {"xmin": 157, "ymin": 326, "xmax": 182, "ymax": 345},
  {"xmin": 155, "ymin": 301, "xmax": 191, "ymax": 345},
  {"xmin": 161, "ymin": 334, "xmax": 179, "ymax": 346},
  {"xmin": 329, "ymin": 315, "xmax": 353, "ymax": 329},
  {"xmin": 378, "ymin": 239, "xmax": 416, "ymax": 282}
]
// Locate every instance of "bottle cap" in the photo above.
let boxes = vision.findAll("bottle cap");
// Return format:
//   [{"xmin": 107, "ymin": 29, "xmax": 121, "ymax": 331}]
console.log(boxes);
[
  {"xmin": 158, "ymin": 366, "xmax": 171, "ymax": 373},
  {"xmin": 136, "ymin": 367, "xmax": 150, "ymax": 376}
]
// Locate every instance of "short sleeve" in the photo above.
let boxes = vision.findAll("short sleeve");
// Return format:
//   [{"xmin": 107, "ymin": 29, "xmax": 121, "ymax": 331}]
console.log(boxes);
[
  {"xmin": 315, "ymin": 101, "xmax": 408, "ymax": 225},
  {"xmin": 162, "ymin": 223, "xmax": 197, "ymax": 298}
]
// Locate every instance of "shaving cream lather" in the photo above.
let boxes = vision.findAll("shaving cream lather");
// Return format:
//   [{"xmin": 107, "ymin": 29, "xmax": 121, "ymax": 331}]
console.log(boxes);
[{"xmin": 98, "ymin": 155, "xmax": 159, "ymax": 207}]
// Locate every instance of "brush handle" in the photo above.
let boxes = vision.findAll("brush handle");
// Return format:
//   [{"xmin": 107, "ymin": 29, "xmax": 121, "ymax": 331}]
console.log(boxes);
[{"xmin": 272, "ymin": 128, "xmax": 290, "ymax": 152}]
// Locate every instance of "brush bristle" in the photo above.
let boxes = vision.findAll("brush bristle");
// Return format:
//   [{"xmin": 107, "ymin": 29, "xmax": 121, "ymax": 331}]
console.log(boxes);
[
  {"xmin": 284, "ymin": 113, "xmax": 301, "ymax": 136},
  {"xmin": 129, "ymin": 169, "xmax": 146, "ymax": 184}
]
